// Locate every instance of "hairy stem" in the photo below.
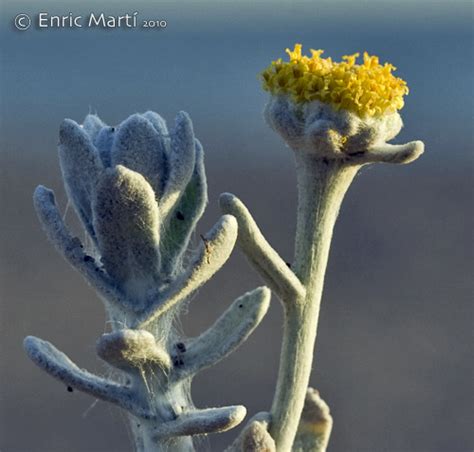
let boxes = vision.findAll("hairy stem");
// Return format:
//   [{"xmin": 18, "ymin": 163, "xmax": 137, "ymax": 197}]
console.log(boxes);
[{"xmin": 269, "ymin": 153, "xmax": 357, "ymax": 451}]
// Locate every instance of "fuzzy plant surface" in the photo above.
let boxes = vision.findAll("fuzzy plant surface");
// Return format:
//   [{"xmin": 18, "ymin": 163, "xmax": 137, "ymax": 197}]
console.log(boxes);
[
  {"xmin": 25, "ymin": 43, "xmax": 425, "ymax": 452},
  {"xmin": 24, "ymin": 111, "xmax": 271, "ymax": 451},
  {"xmin": 220, "ymin": 44, "xmax": 425, "ymax": 452}
]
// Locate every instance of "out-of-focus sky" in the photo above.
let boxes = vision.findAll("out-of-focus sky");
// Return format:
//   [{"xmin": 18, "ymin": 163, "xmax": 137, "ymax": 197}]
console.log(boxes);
[{"xmin": 1, "ymin": 1, "xmax": 473, "ymax": 451}]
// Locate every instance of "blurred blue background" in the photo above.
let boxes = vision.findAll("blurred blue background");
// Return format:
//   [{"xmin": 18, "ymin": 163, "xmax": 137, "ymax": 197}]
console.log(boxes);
[{"xmin": 1, "ymin": 1, "xmax": 473, "ymax": 451}]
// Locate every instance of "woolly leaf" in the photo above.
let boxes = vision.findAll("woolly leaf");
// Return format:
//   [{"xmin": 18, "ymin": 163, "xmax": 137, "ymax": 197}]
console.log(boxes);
[
  {"xmin": 160, "ymin": 111, "xmax": 196, "ymax": 218},
  {"xmin": 94, "ymin": 126, "xmax": 115, "ymax": 168},
  {"xmin": 58, "ymin": 118, "xmax": 102, "ymax": 241},
  {"xmin": 82, "ymin": 114, "xmax": 105, "ymax": 142},
  {"xmin": 112, "ymin": 114, "xmax": 168, "ymax": 196},
  {"xmin": 219, "ymin": 192, "xmax": 305, "ymax": 301},
  {"xmin": 33, "ymin": 185, "xmax": 131, "ymax": 311},
  {"xmin": 176, "ymin": 287, "xmax": 270, "ymax": 380},
  {"xmin": 153, "ymin": 406, "xmax": 246, "ymax": 439},
  {"xmin": 93, "ymin": 165, "xmax": 161, "ymax": 303},
  {"xmin": 142, "ymin": 110, "xmax": 168, "ymax": 136},
  {"xmin": 24, "ymin": 336, "xmax": 153, "ymax": 419},
  {"xmin": 160, "ymin": 139, "xmax": 207, "ymax": 276},
  {"xmin": 137, "ymin": 214, "xmax": 237, "ymax": 327}
]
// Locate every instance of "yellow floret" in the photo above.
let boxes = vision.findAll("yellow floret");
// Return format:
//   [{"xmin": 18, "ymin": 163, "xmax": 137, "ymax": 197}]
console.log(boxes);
[{"xmin": 261, "ymin": 44, "xmax": 409, "ymax": 118}]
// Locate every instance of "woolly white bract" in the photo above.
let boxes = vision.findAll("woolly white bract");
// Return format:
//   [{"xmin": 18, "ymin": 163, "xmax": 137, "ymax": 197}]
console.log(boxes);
[{"xmin": 264, "ymin": 95, "xmax": 423, "ymax": 163}]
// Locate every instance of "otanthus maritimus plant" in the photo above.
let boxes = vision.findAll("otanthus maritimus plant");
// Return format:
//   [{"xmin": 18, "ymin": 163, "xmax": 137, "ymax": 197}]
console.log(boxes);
[
  {"xmin": 24, "ymin": 43, "xmax": 425, "ymax": 452},
  {"xmin": 24, "ymin": 111, "xmax": 270, "ymax": 451},
  {"xmin": 220, "ymin": 44, "xmax": 424, "ymax": 451}
]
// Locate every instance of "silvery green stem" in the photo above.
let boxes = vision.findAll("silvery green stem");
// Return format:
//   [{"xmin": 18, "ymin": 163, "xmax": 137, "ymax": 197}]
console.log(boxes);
[{"xmin": 269, "ymin": 153, "xmax": 357, "ymax": 452}]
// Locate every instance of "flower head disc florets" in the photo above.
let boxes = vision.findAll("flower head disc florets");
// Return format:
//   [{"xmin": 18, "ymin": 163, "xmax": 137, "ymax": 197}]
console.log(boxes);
[{"xmin": 261, "ymin": 44, "xmax": 408, "ymax": 118}]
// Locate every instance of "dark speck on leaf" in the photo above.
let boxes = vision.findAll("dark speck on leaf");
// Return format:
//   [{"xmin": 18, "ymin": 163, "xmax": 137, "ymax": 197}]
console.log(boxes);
[
  {"xmin": 176, "ymin": 211, "xmax": 185, "ymax": 221},
  {"xmin": 83, "ymin": 255, "xmax": 94, "ymax": 263},
  {"xmin": 111, "ymin": 127, "xmax": 115, "ymax": 132},
  {"xmin": 67, "ymin": 386, "xmax": 73, "ymax": 393},
  {"xmin": 286, "ymin": 262, "xmax": 291, "ymax": 268},
  {"xmin": 173, "ymin": 357, "xmax": 184, "ymax": 367},
  {"xmin": 238, "ymin": 304, "xmax": 243, "ymax": 308},
  {"xmin": 176, "ymin": 342, "xmax": 186, "ymax": 352}
]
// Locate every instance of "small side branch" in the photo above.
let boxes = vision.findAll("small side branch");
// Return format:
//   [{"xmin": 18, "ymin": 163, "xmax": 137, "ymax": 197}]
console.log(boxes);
[
  {"xmin": 24, "ymin": 336, "xmax": 153, "ymax": 420},
  {"xmin": 33, "ymin": 185, "xmax": 131, "ymax": 313},
  {"xmin": 136, "ymin": 215, "xmax": 238, "ymax": 328},
  {"xmin": 153, "ymin": 406, "xmax": 246, "ymax": 439},
  {"xmin": 174, "ymin": 287, "xmax": 271, "ymax": 381},
  {"xmin": 219, "ymin": 193, "xmax": 305, "ymax": 302}
]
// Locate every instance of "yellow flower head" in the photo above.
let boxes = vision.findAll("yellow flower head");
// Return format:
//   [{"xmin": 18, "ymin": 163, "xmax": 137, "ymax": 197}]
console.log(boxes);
[{"xmin": 261, "ymin": 44, "xmax": 409, "ymax": 118}]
